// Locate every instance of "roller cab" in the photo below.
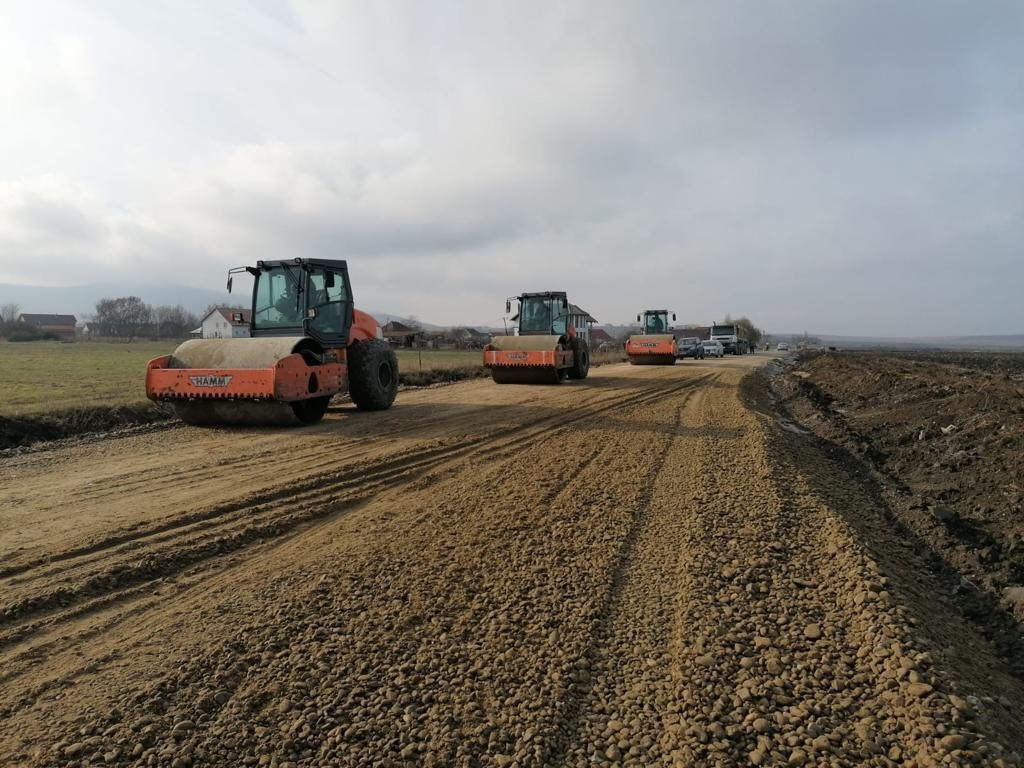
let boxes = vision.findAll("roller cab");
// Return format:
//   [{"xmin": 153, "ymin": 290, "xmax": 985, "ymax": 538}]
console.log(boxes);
[
  {"xmin": 484, "ymin": 291, "xmax": 590, "ymax": 384},
  {"xmin": 626, "ymin": 310, "xmax": 678, "ymax": 365},
  {"xmin": 146, "ymin": 259, "xmax": 398, "ymax": 426}
]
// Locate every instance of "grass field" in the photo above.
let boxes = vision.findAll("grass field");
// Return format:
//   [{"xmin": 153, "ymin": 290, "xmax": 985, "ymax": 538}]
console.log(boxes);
[
  {"xmin": 0, "ymin": 341, "xmax": 484, "ymax": 417},
  {"xmin": 0, "ymin": 341, "xmax": 625, "ymax": 418},
  {"xmin": 394, "ymin": 348, "xmax": 480, "ymax": 371},
  {"xmin": 1, "ymin": 341, "xmax": 170, "ymax": 417}
]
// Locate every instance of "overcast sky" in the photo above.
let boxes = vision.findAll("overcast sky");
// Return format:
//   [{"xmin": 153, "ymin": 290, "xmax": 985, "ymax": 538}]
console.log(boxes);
[{"xmin": 1, "ymin": 1, "xmax": 1021, "ymax": 334}]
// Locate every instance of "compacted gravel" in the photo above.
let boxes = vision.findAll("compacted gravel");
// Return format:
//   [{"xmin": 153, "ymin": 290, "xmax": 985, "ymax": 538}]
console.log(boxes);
[{"xmin": 1, "ymin": 357, "xmax": 1021, "ymax": 767}]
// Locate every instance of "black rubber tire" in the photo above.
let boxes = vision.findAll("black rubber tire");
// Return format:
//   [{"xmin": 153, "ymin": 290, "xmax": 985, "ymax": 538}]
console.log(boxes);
[
  {"xmin": 630, "ymin": 353, "xmax": 675, "ymax": 366},
  {"xmin": 491, "ymin": 367, "xmax": 561, "ymax": 384},
  {"xmin": 291, "ymin": 396, "xmax": 331, "ymax": 424},
  {"xmin": 172, "ymin": 397, "xmax": 330, "ymax": 426},
  {"xmin": 568, "ymin": 339, "xmax": 590, "ymax": 379},
  {"xmin": 348, "ymin": 338, "xmax": 399, "ymax": 411}
]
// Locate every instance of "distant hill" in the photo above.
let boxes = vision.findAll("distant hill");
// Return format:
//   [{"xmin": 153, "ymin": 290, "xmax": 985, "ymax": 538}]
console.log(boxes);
[
  {"xmin": 595, "ymin": 323, "xmax": 635, "ymax": 339},
  {"xmin": 0, "ymin": 282, "xmax": 234, "ymax": 318},
  {"xmin": 365, "ymin": 312, "xmax": 444, "ymax": 331},
  {"xmin": 775, "ymin": 333, "xmax": 1024, "ymax": 350}
]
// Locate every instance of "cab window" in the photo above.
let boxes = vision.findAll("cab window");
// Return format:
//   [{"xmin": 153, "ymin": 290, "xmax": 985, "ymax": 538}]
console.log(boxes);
[
  {"xmin": 254, "ymin": 265, "xmax": 304, "ymax": 329},
  {"xmin": 552, "ymin": 298, "xmax": 568, "ymax": 336},
  {"xmin": 308, "ymin": 268, "xmax": 349, "ymax": 337}
]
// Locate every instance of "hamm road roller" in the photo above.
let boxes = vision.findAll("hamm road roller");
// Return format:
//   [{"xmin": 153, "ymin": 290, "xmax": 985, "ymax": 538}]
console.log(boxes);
[
  {"xmin": 483, "ymin": 291, "xmax": 590, "ymax": 384},
  {"xmin": 625, "ymin": 309, "xmax": 678, "ymax": 365},
  {"xmin": 146, "ymin": 258, "xmax": 398, "ymax": 426}
]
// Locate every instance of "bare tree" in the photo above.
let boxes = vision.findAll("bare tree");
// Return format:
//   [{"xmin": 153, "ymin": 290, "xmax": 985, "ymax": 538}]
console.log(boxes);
[
  {"xmin": 93, "ymin": 296, "xmax": 152, "ymax": 341},
  {"xmin": 153, "ymin": 305, "xmax": 198, "ymax": 339},
  {"xmin": 0, "ymin": 303, "xmax": 20, "ymax": 323},
  {"xmin": 733, "ymin": 316, "xmax": 763, "ymax": 346}
]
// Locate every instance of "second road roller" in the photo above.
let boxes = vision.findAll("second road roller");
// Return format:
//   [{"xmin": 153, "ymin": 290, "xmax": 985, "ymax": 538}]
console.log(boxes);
[{"xmin": 483, "ymin": 291, "xmax": 590, "ymax": 384}]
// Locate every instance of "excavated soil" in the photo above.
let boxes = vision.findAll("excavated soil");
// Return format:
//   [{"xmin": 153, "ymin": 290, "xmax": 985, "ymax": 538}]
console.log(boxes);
[
  {"xmin": 772, "ymin": 352, "xmax": 1024, "ymax": 674},
  {"xmin": 1, "ymin": 356, "xmax": 1022, "ymax": 767}
]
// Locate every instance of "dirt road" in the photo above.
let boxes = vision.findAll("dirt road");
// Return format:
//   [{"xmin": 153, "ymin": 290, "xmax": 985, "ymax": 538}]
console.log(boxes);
[{"xmin": 1, "ymin": 358, "xmax": 1022, "ymax": 767}]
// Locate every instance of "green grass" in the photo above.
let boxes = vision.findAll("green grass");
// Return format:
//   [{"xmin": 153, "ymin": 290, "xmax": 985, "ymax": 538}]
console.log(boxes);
[
  {"xmin": 0, "ymin": 341, "xmax": 486, "ymax": 417},
  {"xmin": 394, "ymin": 348, "xmax": 481, "ymax": 372},
  {"xmin": 1, "ymin": 340, "xmax": 170, "ymax": 417}
]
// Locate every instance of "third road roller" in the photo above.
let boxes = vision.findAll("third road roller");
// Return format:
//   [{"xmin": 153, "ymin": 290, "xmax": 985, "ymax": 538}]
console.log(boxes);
[{"xmin": 626, "ymin": 309, "xmax": 678, "ymax": 365}]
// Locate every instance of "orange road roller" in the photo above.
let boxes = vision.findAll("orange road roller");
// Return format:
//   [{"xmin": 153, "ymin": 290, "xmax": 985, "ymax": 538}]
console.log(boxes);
[
  {"xmin": 146, "ymin": 259, "xmax": 398, "ymax": 426},
  {"xmin": 625, "ymin": 309, "xmax": 678, "ymax": 365},
  {"xmin": 483, "ymin": 291, "xmax": 590, "ymax": 384}
]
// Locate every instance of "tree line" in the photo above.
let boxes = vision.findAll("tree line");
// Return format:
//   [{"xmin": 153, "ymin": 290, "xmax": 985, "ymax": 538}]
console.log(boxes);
[
  {"xmin": 90, "ymin": 297, "xmax": 204, "ymax": 340},
  {"xmin": 723, "ymin": 315, "xmax": 765, "ymax": 346},
  {"xmin": 0, "ymin": 303, "xmax": 43, "ymax": 341},
  {"xmin": 0, "ymin": 298, "xmax": 209, "ymax": 342},
  {"xmin": 670, "ymin": 315, "xmax": 765, "ymax": 346}
]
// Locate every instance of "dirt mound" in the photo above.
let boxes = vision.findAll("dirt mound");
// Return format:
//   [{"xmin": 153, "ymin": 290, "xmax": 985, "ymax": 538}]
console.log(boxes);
[
  {"xmin": 398, "ymin": 364, "xmax": 489, "ymax": 387},
  {"xmin": 0, "ymin": 365, "xmax": 501, "ymax": 450},
  {"xmin": 773, "ymin": 351, "xmax": 1024, "ymax": 667},
  {"xmin": 0, "ymin": 403, "xmax": 174, "ymax": 450}
]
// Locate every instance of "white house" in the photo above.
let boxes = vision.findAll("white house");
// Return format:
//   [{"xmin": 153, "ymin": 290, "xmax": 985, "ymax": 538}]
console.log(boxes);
[
  {"xmin": 200, "ymin": 307, "xmax": 251, "ymax": 339},
  {"xmin": 568, "ymin": 303, "xmax": 597, "ymax": 344}
]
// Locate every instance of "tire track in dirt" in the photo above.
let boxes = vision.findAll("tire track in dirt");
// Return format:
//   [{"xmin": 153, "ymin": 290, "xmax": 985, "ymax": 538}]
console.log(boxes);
[
  {"xmin": 0, "ymin": 364, "xmax": 716, "ymax": 762},
  {"xmin": 0, "ymin": 369, "xmax": 673, "ymax": 571},
  {"xmin": 635, "ymin": 371, "xmax": 1024, "ymax": 767},
  {"xmin": 539, "ymin": 387, "xmax": 694, "ymax": 766},
  {"xmin": 0, "ymin": 407, "xmax": 634, "ymax": 675},
  {"xmin": 4, "ymin": 370, "xmax": 708, "ymax": 585},
  {"xmin": 0, "ymin": 371, "xmax": 713, "ymax": 663},
  {"xmin": 8, "ymin": 359, "xmax": 1023, "ymax": 766}
]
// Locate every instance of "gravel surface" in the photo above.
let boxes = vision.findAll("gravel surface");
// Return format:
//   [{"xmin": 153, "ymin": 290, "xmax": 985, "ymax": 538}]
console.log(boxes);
[{"xmin": 1, "ymin": 356, "xmax": 1021, "ymax": 767}]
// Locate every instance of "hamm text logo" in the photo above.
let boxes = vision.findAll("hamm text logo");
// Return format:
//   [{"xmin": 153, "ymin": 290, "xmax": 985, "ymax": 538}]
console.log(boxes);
[
  {"xmin": 189, "ymin": 375, "xmax": 233, "ymax": 388},
  {"xmin": 505, "ymin": 352, "xmax": 529, "ymax": 360}
]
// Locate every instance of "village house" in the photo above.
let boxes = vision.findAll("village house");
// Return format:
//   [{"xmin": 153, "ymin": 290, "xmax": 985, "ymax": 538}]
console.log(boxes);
[
  {"xmin": 568, "ymin": 303, "xmax": 598, "ymax": 344},
  {"xmin": 18, "ymin": 313, "xmax": 77, "ymax": 340},
  {"xmin": 199, "ymin": 307, "xmax": 251, "ymax": 339},
  {"xmin": 382, "ymin": 320, "xmax": 422, "ymax": 347},
  {"xmin": 443, "ymin": 327, "xmax": 491, "ymax": 349},
  {"xmin": 588, "ymin": 327, "xmax": 616, "ymax": 348}
]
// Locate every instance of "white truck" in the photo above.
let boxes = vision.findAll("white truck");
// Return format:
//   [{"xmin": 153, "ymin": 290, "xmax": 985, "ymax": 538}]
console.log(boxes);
[{"xmin": 710, "ymin": 323, "xmax": 749, "ymax": 355}]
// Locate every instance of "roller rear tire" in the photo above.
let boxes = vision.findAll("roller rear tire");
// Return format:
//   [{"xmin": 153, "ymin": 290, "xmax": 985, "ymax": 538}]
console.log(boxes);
[
  {"xmin": 568, "ymin": 340, "xmax": 590, "ymax": 380},
  {"xmin": 349, "ymin": 338, "xmax": 399, "ymax": 411}
]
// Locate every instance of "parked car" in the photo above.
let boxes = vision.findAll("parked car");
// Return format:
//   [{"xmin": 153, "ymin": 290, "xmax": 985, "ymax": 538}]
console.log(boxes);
[
  {"xmin": 776, "ymin": 342, "xmax": 790, "ymax": 351},
  {"xmin": 679, "ymin": 337, "xmax": 704, "ymax": 359},
  {"xmin": 701, "ymin": 340, "xmax": 725, "ymax": 358}
]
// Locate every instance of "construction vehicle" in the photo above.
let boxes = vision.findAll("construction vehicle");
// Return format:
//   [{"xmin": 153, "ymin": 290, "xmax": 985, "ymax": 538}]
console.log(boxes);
[
  {"xmin": 483, "ymin": 292, "xmax": 590, "ymax": 384},
  {"xmin": 710, "ymin": 322, "xmax": 749, "ymax": 355},
  {"xmin": 625, "ymin": 310, "xmax": 678, "ymax": 365},
  {"xmin": 146, "ymin": 259, "xmax": 398, "ymax": 425}
]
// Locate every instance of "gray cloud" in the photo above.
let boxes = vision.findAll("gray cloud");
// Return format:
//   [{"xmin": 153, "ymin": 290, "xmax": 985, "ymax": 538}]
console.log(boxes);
[{"xmin": 0, "ymin": 0, "xmax": 1021, "ymax": 334}]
